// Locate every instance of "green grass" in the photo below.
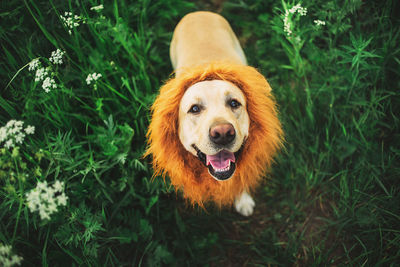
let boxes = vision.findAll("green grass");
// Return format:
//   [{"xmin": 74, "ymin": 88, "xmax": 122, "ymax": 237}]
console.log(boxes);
[{"xmin": 1, "ymin": 0, "xmax": 399, "ymax": 265}]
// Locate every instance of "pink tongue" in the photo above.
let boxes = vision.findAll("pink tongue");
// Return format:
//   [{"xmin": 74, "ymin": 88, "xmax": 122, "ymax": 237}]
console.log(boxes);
[{"xmin": 206, "ymin": 150, "xmax": 235, "ymax": 170}]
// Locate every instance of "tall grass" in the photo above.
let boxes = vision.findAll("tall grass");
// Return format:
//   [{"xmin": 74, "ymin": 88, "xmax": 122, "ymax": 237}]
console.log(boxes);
[{"xmin": 1, "ymin": 0, "xmax": 399, "ymax": 265}]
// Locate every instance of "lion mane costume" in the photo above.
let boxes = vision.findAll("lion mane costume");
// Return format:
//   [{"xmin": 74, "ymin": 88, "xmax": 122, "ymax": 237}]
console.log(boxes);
[{"xmin": 145, "ymin": 62, "xmax": 283, "ymax": 208}]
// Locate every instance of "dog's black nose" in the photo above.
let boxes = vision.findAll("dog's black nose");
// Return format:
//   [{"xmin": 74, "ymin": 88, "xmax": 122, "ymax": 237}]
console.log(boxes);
[{"xmin": 209, "ymin": 123, "xmax": 235, "ymax": 146}]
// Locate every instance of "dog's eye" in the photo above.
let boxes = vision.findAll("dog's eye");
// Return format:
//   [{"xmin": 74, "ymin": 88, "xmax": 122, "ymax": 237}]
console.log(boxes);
[
  {"xmin": 188, "ymin": 104, "xmax": 201, "ymax": 114},
  {"xmin": 229, "ymin": 99, "xmax": 241, "ymax": 109}
]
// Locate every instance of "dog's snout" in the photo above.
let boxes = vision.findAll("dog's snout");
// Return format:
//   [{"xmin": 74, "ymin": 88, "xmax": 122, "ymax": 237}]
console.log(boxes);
[{"xmin": 209, "ymin": 123, "xmax": 236, "ymax": 145}]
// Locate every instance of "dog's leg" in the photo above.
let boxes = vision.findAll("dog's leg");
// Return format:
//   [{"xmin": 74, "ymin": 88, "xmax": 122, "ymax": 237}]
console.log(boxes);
[{"xmin": 234, "ymin": 191, "xmax": 255, "ymax": 216}]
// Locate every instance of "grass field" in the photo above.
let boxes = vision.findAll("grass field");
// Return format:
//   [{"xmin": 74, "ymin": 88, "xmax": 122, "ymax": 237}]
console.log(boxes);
[{"xmin": 1, "ymin": 0, "xmax": 399, "ymax": 266}]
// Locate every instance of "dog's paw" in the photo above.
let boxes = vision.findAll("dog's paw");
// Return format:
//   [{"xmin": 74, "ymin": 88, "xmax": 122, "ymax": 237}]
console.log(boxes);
[{"xmin": 234, "ymin": 191, "xmax": 255, "ymax": 216}]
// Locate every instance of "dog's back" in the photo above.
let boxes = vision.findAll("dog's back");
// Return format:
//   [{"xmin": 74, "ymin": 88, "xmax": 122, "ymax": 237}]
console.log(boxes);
[{"xmin": 170, "ymin": 11, "xmax": 247, "ymax": 76}]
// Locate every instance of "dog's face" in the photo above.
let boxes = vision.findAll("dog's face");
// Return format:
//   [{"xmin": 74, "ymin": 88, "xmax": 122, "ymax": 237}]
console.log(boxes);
[{"xmin": 178, "ymin": 80, "xmax": 249, "ymax": 181}]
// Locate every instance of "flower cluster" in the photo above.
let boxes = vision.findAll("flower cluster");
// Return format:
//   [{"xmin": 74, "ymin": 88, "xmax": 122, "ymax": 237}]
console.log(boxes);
[
  {"xmin": 289, "ymin": 3, "xmax": 307, "ymax": 16},
  {"xmin": 28, "ymin": 49, "xmax": 65, "ymax": 93},
  {"xmin": 90, "ymin": 4, "xmax": 104, "ymax": 11},
  {"xmin": 26, "ymin": 180, "xmax": 68, "ymax": 221},
  {"xmin": 314, "ymin": 19, "xmax": 326, "ymax": 26},
  {"xmin": 0, "ymin": 244, "xmax": 23, "ymax": 267},
  {"xmin": 49, "ymin": 49, "xmax": 65, "ymax": 65},
  {"xmin": 86, "ymin": 73, "xmax": 102, "ymax": 85},
  {"xmin": 34, "ymin": 67, "xmax": 49, "ymax": 82},
  {"xmin": 28, "ymin": 58, "xmax": 40, "ymax": 72},
  {"xmin": 283, "ymin": 3, "xmax": 308, "ymax": 36},
  {"xmin": 60, "ymin": 12, "xmax": 84, "ymax": 34},
  {"xmin": 42, "ymin": 77, "xmax": 57, "ymax": 93},
  {"xmin": 32, "ymin": 65, "xmax": 56, "ymax": 93},
  {"xmin": 0, "ymin": 120, "xmax": 35, "ymax": 149}
]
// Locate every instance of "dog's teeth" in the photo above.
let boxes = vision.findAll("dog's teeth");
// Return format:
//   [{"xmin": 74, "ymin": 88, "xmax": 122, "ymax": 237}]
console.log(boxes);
[{"xmin": 215, "ymin": 165, "xmax": 230, "ymax": 172}]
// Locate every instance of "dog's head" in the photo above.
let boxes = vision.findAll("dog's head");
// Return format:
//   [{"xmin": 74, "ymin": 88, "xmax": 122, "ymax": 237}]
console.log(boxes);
[
  {"xmin": 178, "ymin": 80, "xmax": 249, "ymax": 181},
  {"xmin": 145, "ymin": 62, "xmax": 283, "ymax": 206}
]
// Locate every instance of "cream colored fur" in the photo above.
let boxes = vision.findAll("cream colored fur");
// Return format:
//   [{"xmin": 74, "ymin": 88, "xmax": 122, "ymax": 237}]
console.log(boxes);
[
  {"xmin": 178, "ymin": 80, "xmax": 249, "ymax": 158},
  {"xmin": 170, "ymin": 11, "xmax": 247, "ymax": 75},
  {"xmin": 171, "ymin": 11, "xmax": 255, "ymax": 216}
]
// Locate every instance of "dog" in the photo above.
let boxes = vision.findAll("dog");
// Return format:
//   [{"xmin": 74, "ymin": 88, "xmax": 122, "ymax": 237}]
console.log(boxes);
[{"xmin": 146, "ymin": 11, "xmax": 283, "ymax": 216}]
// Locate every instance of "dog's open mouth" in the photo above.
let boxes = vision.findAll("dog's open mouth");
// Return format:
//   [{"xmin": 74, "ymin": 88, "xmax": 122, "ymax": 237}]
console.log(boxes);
[
  {"xmin": 206, "ymin": 150, "xmax": 236, "ymax": 180},
  {"xmin": 192, "ymin": 144, "xmax": 238, "ymax": 181}
]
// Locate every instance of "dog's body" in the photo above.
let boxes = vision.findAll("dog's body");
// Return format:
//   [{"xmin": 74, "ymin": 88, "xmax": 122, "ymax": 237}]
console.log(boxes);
[
  {"xmin": 170, "ymin": 11, "xmax": 247, "ymax": 75},
  {"xmin": 171, "ymin": 12, "xmax": 254, "ymax": 216},
  {"xmin": 146, "ymin": 12, "xmax": 283, "ymax": 216}
]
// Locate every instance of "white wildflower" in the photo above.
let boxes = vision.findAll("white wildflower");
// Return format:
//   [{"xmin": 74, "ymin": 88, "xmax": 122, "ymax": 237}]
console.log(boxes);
[
  {"xmin": 57, "ymin": 193, "xmax": 68, "ymax": 206},
  {"xmin": 283, "ymin": 3, "xmax": 308, "ymax": 36},
  {"xmin": 31, "ymin": 53, "xmax": 61, "ymax": 91},
  {"xmin": 13, "ymin": 121, "xmax": 23, "ymax": 128},
  {"xmin": 14, "ymin": 133, "xmax": 25, "ymax": 144},
  {"xmin": 27, "ymin": 198, "xmax": 37, "ymax": 211},
  {"xmin": 39, "ymin": 209, "xmax": 51, "ymax": 221},
  {"xmin": 34, "ymin": 67, "xmax": 48, "ymax": 82},
  {"xmin": 0, "ymin": 120, "xmax": 35, "ymax": 149},
  {"xmin": 53, "ymin": 180, "xmax": 64, "ymax": 192},
  {"xmin": 47, "ymin": 200, "xmax": 58, "ymax": 214},
  {"xmin": 49, "ymin": 49, "xmax": 65, "ymax": 65},
  {"xmin": 33, "ymin": 65, "xmax": 58, "ymax": 92},
  {"xmin": 0, "ymin": 128, "xmax": 6, "ymax": 143},
  {"xmin": 90, "ymin": 4, "xmax": 104, "ymax": 11},
  {"xmin": 289, "ymin": 3, "xmax": 307, "ymax": 16},
  {"xmin": 42, "ymin": 77, "xmax": 57, "ymax": 93},
  {"xmin": 0, "ymin": 243, "xmax": 23, "ymax": 267},
  {"xmin": 26, "ymin": 180, "xmax": 68, "ymax": 221},
  {"xmin": 314, "ymin": 19, "xmax": 326, "ymax": 26},
  {"xmin": 283, "ymin": 10, "xmax": 292, "ymax": 36},
  {"xmin": 5, "ymin": 121, "xmax": 15, "ymax": 129},
  {"xmin": 86, "ymin": 73, "xmax": 102, "ymax": 85},
  {"xmin": 28, "ymin": 58, "xmax": 40, "ymax": 72},
  {"xmin": 60, "ymin": 12, "xmax": 83, "ymax": 34},
  {"xmin": 4, "ymin": 140, "xmax": 13, "ymax": 149},
  {"xmin": 289, "ymin": 4, "xmax": 298, "ymax": 13},
  {"xmin": 0, "ymin": 245, "xmax": 11, "ymax": 256},
  {"xmin": 25, "ymin": 125, "xmax": 35, "ymax": 135},
  {"xmin": 37, "ymin": 181, "xmax": 47, "ymax": 191}
]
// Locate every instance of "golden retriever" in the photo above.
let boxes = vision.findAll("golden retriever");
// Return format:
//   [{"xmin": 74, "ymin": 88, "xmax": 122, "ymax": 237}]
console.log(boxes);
[{"xmin": 146, "ymin": 11, "xmax": 283, "ymax": 216}]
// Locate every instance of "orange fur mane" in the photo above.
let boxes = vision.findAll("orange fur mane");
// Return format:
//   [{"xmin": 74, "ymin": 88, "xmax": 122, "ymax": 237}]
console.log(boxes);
[{"xmin": 145, "ymin": 62, "xmax": 283, "ymax": 207}]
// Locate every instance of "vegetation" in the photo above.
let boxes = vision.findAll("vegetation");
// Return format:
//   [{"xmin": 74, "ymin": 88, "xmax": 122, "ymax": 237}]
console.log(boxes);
[{"xmin": 1, "ymin": 0, "xmax": 399, "ymax": 265}]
